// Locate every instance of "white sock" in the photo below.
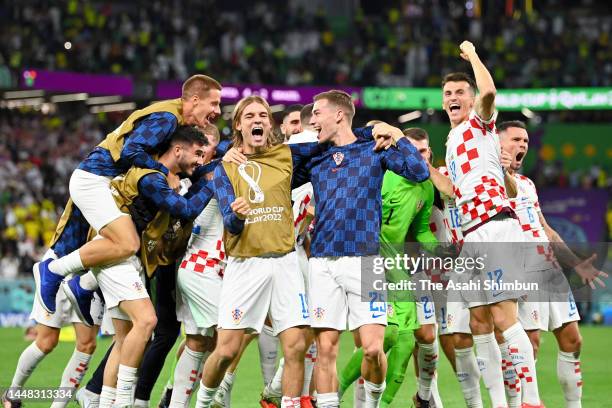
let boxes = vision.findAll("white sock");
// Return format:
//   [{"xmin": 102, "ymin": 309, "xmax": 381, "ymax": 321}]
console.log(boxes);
[
  {"xmin": 170, "ymin": 346, "xmax": 206, "ymax": 407},
  {"xmin": 79, "ymin": 271, "xmax": 99, "ymax": 290},
  {"xmin": 281, "ymin": 396, "xmax": 301, "ymax": 407},
  {"xmin": 214, "ymin": 371, "xmax": 235, "ymax": 406},
  {"xmin": 557, "ymin": 351, "xmax": 582, "ymax": 408},
  {"xmin": 48, "ymin": 249, "xmax": 84, "ymax": 276},
  {"xmin": 430, "ymin": 373, "xmax": 443, "ymax": 407},
  {"xmin": 354, "ymin": 377, "xmax": 366, "ymax": 408},
  {"xmin": 302, "ymin": 341, "xmax": 317, "ymax": 396},
  {"xmin": 363, "ymin": 380, "xmax": 385, "ymax": 408},
  {"xmin": 316, "ymin": 392, "xmax": 339, "ymax": 408},
  {"xmin": 99, "ymin": 386, "xmax": 116, "ymax": 408},
  {"xmin": 134, "ymin": 399, "xmax": 149, "ymax": 407},
  {"xmin": 195, "ymin": 383, "xmax": 217, "ymax": 408},
  {"xmin": 11, "ymin": 342, "xmax": 47, "ymax": 388},
  {"xmin": 417, "ymin": 341, "xmax": 439, "ymax": 400},
  {"xmin": 503, "ymin": 322, "xmax": 541, "ymax": 406},
  {"xmin": 258, "ymin": 324, "xmax": 279, "ymax": 385},
  {"xmin": 115, "ymin": 364, "xmax": 138, "ymax": 407},
  {"xmin": 77, "ymin": 388, "xmax": 100, "ymax": 406},
  {"xmin": 500, "ymin": 341, "xmax": 521, "ymax": 407},
  {"xmin": 266, "ymin": 357, "xmax": 284, "ymax": 396},
  {"xmin": 454, "ymin": 347, "xmax": 483, "ymax": 408},
  {"xmin": 473, "ymin": 333, "xmax": 507, "ymax": 408},
  {"xmin": 51, "ymin": 349, "xmax": 92, "ymax": 408}
]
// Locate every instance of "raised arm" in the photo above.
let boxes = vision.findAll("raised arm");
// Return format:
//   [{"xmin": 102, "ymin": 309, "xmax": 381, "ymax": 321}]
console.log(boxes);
[
  {"xmin": 120, "ymin": 112, "xmax": 178, "ymax": 175},
  {"xmin": 460, "ymin": 41, "xmax": 496, "ymax": 120},
  {"xmin": 138, "ymin": 172, "xmax": 213, "ymax": 220}
]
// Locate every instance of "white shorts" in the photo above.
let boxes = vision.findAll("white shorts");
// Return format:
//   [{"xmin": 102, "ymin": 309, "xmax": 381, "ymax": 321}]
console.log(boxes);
[
  {"xmin": 296, "ymin": 244, "xmax": 309, "ymax": 291},
  {"xmin": 94, "ymin": 255, "xmax": 149, "ymax": 321},
  {"xmin": 518, "ymin": 268, "xmax": 580, "ymax": 331},
  {"xmin": 308, "ymin": 256, "xmax": 387, "ymax": 331},
  {"xmin": 176, "ymin": 256, "xmax": 224, "ymax": 337},
  {"xmin": 100, "ymin": 309, "xmax": 115, "ymax": 335},
  {"xmin": 450, "ymin": 216, "xmax": 526, "ymax": 308},
  {"xmin": 217, "ymin": 252, "xmax": 309, "ymax": 335},
  {"xmin": 30, "ymin": 283, "xmax": 104, "ymax": 329},
  {"xmin": 69, "ymin": 169, "xmax": 127, "ymax": 232},
  {"xmin": 446, "ymin": 300, "xmax": 472, "ymax": 335}
]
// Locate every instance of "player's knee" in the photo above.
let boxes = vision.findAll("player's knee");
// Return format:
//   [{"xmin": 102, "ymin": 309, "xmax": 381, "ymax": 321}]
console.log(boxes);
[
  {"xmin": 416, "ymin": 328, "xmax": 436, "ymax": 345},
  {"xmin": 216, "ymin": 345, "xmax": 240, "ymax": 365},
  {"xmin": 36, "ymin": 336, "xmax": 59, "ymax": 353},
  {"xmin": 469, "ymin": 319, "xmax": 493, "ymax": 334},
  {"xmin": 284, "ymin": 336, "xmax": 307, "ymax": 362},
  {"xmin": 134, "ymin": 313, "xmax": 158, "ymax": 336},
  {"xmin": 76, "ymin": 338, "xmax": 97, "ymax": 355},
  {"xmin": 316, "ymin": 337, "xmax": 339, "ymax": 363},
  {"xmin": 362, "ymin": 341, "xmax": 384, "ymax": 362},
  {"xmin": 564, "ymin": 331, "xmax": 582, "ymax": 353},
  {"xmin": 116, "ymin": 235, "xmax": 140, "ymax": 258}
]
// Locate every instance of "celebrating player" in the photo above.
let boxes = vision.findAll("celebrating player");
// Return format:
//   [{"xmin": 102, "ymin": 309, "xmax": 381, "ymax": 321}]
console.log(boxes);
[
  {"xmin": 307, "ymin": 91, "xmax": 429, "ymax": 408},
  {"xmin": 428, "ymin": 41, "xmax": 543, "ymax": 408},
  {"xmin": 35, "ymin": 75, "xmax": 222, "ymax": 325}
]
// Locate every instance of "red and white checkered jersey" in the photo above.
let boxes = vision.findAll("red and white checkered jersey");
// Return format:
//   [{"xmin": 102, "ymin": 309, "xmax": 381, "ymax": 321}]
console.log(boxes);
[
  {"xmin": 510, "ymin": 174, "xmax": 559, "ymax": 271},
  {"xmin": 429, "ymin": 166, "xmax": 464, "ymax": 245},
  {"xmin": 509, "ymin": 174, "xmax": 546, "ymax": 241},
  {"xmin": 445, "ymin": 110, "xmax": 509, "ymax": 231},
  {"xmin": 180, "ymin": 198, "xmax": 226, "ymax": 273},
  {"xmin": 292, "ymin": 182, "xmax": 314, "ymax": 245}
]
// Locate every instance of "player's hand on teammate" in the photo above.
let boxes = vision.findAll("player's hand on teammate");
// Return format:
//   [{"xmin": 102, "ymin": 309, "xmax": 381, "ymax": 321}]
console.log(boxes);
[
  {"xmin": 167, "ymin": 172, "xmax": 181, "ymax": 192},
  {"xmin": 574, "ymin": 253, "xmax": 608, "ymax": 289},
  {"xmin": 372, "ymin": 122, "xmax": 403, "ymax": 150},
  {"xmin": 459, "ymin": 40, "xmax": 476, "ymax": 61},
  {"xmin": 231, "ymin": 197, "xmax": 251, "ymax": 220},
  {"xmin": 223, "ymin": 147, "xmax": 247, "ymax": 165}
]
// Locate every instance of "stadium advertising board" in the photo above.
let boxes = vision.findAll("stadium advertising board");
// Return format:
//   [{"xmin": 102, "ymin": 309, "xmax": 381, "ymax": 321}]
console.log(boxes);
[
  {"xmin": 363, "ymin": 87, "xmax": 612, "ymax": 110},
  {"xmin": 21, "ymin": 69, "xmax": 133, "ymax": 97}
]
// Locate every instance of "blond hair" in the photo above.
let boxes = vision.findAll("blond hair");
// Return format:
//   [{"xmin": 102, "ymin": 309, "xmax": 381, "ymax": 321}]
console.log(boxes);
[
  {"xmin": 231, "ymin": 95, "xmax": 276, "ymax": 148},
  {"xmin": 181, "ymin": 74, "xmax": 222, "ymax": 100},
  {"xmin": 313, "ymin": 90, "xmax": 355, "ymax": 124}
]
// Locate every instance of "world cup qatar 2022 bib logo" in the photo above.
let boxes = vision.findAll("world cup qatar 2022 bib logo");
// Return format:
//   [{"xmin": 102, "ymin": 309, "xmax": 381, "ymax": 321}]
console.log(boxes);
[{"xmin": 238, "ymin": 161, "xmax": 265, "ymax": 203}]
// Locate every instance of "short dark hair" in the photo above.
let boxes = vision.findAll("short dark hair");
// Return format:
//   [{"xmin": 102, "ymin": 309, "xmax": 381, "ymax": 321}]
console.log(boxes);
[
  {"xmin": 181, "ymin": 74, "xmax": 222, "ymax": 100},
  {"xmin": 169, "ymin": 125, "xmax": 208, "ymax": 148},
  {"xmin": 497, "ymin": 120, "xmax": 527, "ymax": 133},
  {"xmin": 314, "ymin": 90, "xmax": 356, "ymax": 124},
  {"xmin": 300, "ymin": 103, "xmax": 314, "ymax": 125},
  {"xmin": 402, "ymin": 127, "xmax": 429, "ymax": 142},
  {"xmin": 442, "ymin": 72, "xmax": 476, "ymax": 92},
  {"xmin": 282, "ymin": 104, "xmax": 303, "ymax": 122}
]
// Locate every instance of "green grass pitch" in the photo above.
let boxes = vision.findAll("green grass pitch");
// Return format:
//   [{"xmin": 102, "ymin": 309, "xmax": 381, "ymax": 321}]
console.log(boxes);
[{"xmin": 1, "ymin": 326, "xmax": 612, "ymax": 407}]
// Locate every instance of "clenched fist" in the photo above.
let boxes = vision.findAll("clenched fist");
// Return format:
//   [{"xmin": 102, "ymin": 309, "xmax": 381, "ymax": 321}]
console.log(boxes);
[
  {"xmin": 459, "ymin": 40, "xmax": 476, "ymax": 61},
  {"xmin": 500, "ymin": 146, "xmax": 513, "ymax": 170},
  {"xmin": 231, "ymin": 197, "xmax": 251, "ymax": 219}
]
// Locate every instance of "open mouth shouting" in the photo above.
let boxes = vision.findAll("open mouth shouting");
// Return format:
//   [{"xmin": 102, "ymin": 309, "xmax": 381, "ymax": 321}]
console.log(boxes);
[
  {"xmin": 251, "ymin": 126, "xmax": 264, "ymax": 143},
  {"xmin": 449, "ymin": 103, "xmax": 461, "ymax": 113}
]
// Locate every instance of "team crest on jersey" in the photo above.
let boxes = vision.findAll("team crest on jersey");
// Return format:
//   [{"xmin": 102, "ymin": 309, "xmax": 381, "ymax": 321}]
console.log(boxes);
[
  {"xmin": 147, "ymin": 239, "xmax": 157, "ymax": 253},
  {"xmin": 133, "ymin": 281, "xmax": 144, "ymax": 292},
  {"xmin": 231, "ymin": 308, "xmax": 243, "ymax": 324},
  {"xmin": 332, "ymin": 152, "xmax": 344, "ymax": 166},
  {"xmin": 313, "ymin": 307, "xmax": 325, "ymax": 320}
]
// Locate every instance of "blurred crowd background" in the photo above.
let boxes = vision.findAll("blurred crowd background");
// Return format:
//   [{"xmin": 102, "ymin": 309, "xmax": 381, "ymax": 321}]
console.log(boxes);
[{"xmin": 0, "ymin": 0, "xmax": 611, "ymax": 320}]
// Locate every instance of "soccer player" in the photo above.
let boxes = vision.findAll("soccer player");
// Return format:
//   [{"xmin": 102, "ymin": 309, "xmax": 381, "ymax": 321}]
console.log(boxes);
[
  {"xmin": 280, "ymin": 104, "xmax": 304, "ymax": 142},
  {"xmin": 170, "ymin": 125, "xmax": 229, "ymax": 408},
  {"xmin": 195, "ymin": 95, "xmax": 312, "ymax": 408},
  {"xmin": 307, "ymin": 91, "xmax": 429, "ymax": 408},
  {"xmin": 286, "ymin": 103, "xmax": 318, "ymax": 144},
  {"xmin": 96, "ymin": 126, "xmax": 215, "ymax": 408},
  {"xmin": 427, "ymin": 41, "xmax": 543, "ymax": 408},
  {"xmin": 35, "ymin": 75, "xmax": 222, "ymax": 324},
  {"xmin": 2, "ymin": 209, "xmax": 103, "ymax": 408},
  {"xmin": 498, "ymin": 120, "xmax": 607, "ymax": 408}
]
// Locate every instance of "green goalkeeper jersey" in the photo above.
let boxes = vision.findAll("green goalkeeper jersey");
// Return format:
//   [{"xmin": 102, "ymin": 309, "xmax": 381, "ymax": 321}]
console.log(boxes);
[{"xmin": 380, "ymin": 171, "xmax": 437, "ymax": 330}]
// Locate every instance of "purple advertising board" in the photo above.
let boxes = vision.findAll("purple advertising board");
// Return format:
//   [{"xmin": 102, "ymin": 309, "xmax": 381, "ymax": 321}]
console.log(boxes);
[
  {"xmin": 539, "ymin": 188, "xmax": 609, "ymax": 242},
  {"xmin": 21, "ymin": 69, "xmax": 133, "ymax": 96},
  {"xmin": 156, "ymin": 81, "xmax": 363, "ymax": 107}
]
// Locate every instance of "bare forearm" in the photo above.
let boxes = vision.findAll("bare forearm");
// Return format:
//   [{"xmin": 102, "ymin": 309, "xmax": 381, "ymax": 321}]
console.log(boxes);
[
  {"xmin": 428, "ymin": 163, "xmax": 454, "ymax": 198},
  {"xmin": 547, "ymin": 226, "xmax": 582, "ymax": 267},
  {"xmin": 504, "ymin": 172, "xmax": 517, "ymax": 198}
]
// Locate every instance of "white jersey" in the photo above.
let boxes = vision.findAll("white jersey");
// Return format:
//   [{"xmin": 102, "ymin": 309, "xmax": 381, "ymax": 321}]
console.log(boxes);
[
  {"xmin": 509, "ymin": 173, "xmax": 557, "ymax": 271},
  {"xmin": 430, "ymin": 166, "xmax": 464, "ymax": 245},
  {"xmin": 445, "ymin": 110, "xmax": 510, "ymax": 231},
  {"xmin": 180, "ymin": 198, "xmax": 226, "ymax": 272},
  {"xmin": 292, "ymin": 183, "xmax": 314, "ymax": 245}
]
